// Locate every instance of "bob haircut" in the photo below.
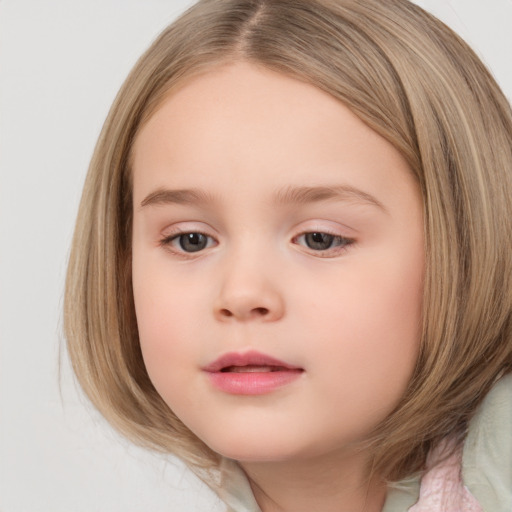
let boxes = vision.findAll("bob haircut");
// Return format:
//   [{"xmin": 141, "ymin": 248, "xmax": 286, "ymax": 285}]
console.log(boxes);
[{"xmin": 65, "ymin": 0, "xmax": 512, "ymax": 483}]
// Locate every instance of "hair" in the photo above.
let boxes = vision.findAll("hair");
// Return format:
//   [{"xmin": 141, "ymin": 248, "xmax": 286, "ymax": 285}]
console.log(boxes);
[{"xmin": 64, "ymin": 0, "xmax": 512, "ymax": 484}]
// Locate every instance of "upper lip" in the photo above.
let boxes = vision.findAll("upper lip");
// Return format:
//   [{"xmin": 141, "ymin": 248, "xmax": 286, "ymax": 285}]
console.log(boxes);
[{"xmin": 202, "ymin": 350, "xmax": 303, "ymax": 372}]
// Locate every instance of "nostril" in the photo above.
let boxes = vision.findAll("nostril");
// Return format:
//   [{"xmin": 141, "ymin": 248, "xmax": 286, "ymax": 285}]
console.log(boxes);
[{"xmin": 218, "ymin": 307, "xmax": 269, "ymax": 319}]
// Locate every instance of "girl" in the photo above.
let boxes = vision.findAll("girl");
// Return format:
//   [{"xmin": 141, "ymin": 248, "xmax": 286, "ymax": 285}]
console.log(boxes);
[{"xmin": 64, "ymin": 0, "xmax": 512, "ymax": 510}]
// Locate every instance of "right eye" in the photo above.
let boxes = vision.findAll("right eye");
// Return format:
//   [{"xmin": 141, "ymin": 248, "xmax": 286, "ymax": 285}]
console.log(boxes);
[{"xmin": 161, "ymin": 232, "xmax": 216, "ymax": 253}]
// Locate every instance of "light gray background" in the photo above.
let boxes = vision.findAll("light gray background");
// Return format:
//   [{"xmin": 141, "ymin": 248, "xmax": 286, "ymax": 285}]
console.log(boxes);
[{"xmin": 1, "ymin": 1, "xmax": 511, "ymax": 511}]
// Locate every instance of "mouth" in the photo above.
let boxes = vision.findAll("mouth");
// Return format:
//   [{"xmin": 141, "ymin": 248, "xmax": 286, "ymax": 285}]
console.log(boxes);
[
  {"xmin": 203, "ymin": 350, "xmax": 304, "ymax": 395},
  {"xmin": 203, "ymin": 350, "xmax": 303, "ymax": 373},
  {"xmin": 220, "ymin": 365, "xmax": 292, "ymax": 373}
]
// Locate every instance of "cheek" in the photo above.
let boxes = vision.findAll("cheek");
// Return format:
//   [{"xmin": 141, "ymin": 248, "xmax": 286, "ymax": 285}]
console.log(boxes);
[
  {"xmin": 132, "ymin": 259, "xmax": 200, "ymax": 393},
  {"xmin": 305, "ymin": 245, "xmax": 423, "ymax": 412}
]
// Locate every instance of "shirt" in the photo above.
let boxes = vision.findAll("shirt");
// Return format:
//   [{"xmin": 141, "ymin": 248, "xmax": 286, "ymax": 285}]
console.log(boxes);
[{"xmin": 219, "ymin": 373, "xmax": 512, "ymax": 512}]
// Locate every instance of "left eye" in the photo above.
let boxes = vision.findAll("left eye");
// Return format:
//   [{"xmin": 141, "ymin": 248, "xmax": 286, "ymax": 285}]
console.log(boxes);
[
  {"xmin": 166, "ymin": 232, "xmax": 215, "ymax": 253},
  {"xmin": 296, "ymin": 232, "xmax": 352, "ymax": 251}
]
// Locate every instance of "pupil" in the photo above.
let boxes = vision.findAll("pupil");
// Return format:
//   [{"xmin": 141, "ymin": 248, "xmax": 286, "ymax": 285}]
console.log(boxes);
[
  {"xmin": 180, "ymin": 233, "xmax": 207, "ymax": 252},
  {"xmin": 306, "ymin": 232, "xmax": 334, "ymax": 250}
]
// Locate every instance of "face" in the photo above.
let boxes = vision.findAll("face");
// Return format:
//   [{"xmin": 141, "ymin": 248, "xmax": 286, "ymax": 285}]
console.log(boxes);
[{"xmin": 131, "ymin": 62, "xmax": 424, "ymax": 464}]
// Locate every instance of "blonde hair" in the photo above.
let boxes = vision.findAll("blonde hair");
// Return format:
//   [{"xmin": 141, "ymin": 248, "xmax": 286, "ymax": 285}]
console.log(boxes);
[{"xmin": 64, "ymin": 0, "xmax": 512, "ymax": 482}]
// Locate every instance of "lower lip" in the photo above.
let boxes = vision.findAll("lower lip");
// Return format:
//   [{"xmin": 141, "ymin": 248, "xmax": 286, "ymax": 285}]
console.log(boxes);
[{"xmin": 205, "ymin": 370, "xmax": 303, "ymax": 395}]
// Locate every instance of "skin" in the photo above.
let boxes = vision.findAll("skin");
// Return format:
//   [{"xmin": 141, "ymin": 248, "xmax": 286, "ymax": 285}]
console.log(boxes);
[{"xmin": 131, "ymin": 62, "xmax": 425, "ymax": 512}]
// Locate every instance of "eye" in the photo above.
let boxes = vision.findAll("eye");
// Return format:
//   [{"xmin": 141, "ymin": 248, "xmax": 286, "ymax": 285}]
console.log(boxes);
[
  {"xmin": 162, "ymin": 232, "xmax": 216, "ymax": 253},
  {"xmin": 295, "ymin": 232, "xmax": 354, "ymax": 253}
]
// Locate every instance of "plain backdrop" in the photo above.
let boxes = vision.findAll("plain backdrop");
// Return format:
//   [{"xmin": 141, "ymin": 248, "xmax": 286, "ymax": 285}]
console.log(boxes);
[{"xmin": 0, "ymin": 1, "xmax": 511, "ymax": 511}]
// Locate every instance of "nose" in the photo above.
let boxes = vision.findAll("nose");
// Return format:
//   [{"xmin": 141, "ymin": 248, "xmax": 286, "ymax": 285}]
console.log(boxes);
[{"xmin": 213, "ymin": 256, "xmax": 285, "ymax": 323}]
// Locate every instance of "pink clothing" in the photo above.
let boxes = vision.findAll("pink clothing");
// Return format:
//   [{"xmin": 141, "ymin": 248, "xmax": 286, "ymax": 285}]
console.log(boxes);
[
  {"xmin": 409, "ymin": 442, "xmax": 482, "ymax": 512},
  {"xmin": 220, "ymin": 374, "xmax": 512, "ymax": 512}
]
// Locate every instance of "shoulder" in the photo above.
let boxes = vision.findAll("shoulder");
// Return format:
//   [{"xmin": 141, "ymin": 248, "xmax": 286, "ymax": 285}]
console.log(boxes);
[
  {"xmin": 463, "ymin": 372, "xmax": 512, "ymax": 512},
  {"xmin": 384, "ymin": 373, "xmax": 512, "ymax": 512}
]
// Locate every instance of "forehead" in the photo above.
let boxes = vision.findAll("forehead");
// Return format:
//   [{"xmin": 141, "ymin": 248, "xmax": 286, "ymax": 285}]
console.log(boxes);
[{"xmin": 131, "ymin": 61, "xmax": 417, "ymax": 210}]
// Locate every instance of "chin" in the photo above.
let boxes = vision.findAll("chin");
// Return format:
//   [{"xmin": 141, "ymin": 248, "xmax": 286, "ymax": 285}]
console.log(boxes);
[
  {"xmin": 202, "ymin": 433, "xmax": 299, "ymax": 463},
  {"xmin": 206, "ymin": 432, "xmax": 333, "ymax": 465}
]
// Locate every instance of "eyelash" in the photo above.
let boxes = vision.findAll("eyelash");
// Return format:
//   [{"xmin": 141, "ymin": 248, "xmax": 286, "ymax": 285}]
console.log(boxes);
[
  {"xmin": 159, "ymin": 230, "xmax": 355, "ymax": 258},
  {"xmin": 159, "ymin": 231, "xmax": 217, "ymax": 256},
  {"xmin": 292, "ymin": 231, "xmax": 355, "ymax": 257}
]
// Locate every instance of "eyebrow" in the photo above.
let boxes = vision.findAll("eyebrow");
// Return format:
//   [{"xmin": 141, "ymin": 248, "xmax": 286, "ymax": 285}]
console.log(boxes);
[
  {"xmin": 140, "ymin": 184, "xmax": 387, "ymax": 213},
  {"xmin": 272, "ymin": 185, "xmax": 387, "ymax": 212},
  {"xmin": 140, "ymin": 188, "xmax": 215, "ymax": 208}
]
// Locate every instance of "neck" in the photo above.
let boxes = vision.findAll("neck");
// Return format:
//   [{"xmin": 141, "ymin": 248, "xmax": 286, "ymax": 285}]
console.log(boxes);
[{"xmin": 240, "ymin": 449, "xmax": 387, "ymax": 512}]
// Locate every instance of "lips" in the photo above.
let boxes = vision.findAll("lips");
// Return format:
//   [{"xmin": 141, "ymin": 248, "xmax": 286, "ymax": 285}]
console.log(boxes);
[
  {"xmin": 203, "ymin": 350, "xmax": 302, "ymax": 372},
  {"xmin": 203, "ymin": 350, "xmax": 304, "ymax": 395},
  {"xmin": 221, "ymin": 365, "xmax": 289, "ymax": 373}
]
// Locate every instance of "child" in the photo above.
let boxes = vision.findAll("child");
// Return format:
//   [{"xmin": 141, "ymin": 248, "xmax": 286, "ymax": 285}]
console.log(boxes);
[{"xmin": 64, "ymin": 0, "xmax": 512, "ymax": 510}]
